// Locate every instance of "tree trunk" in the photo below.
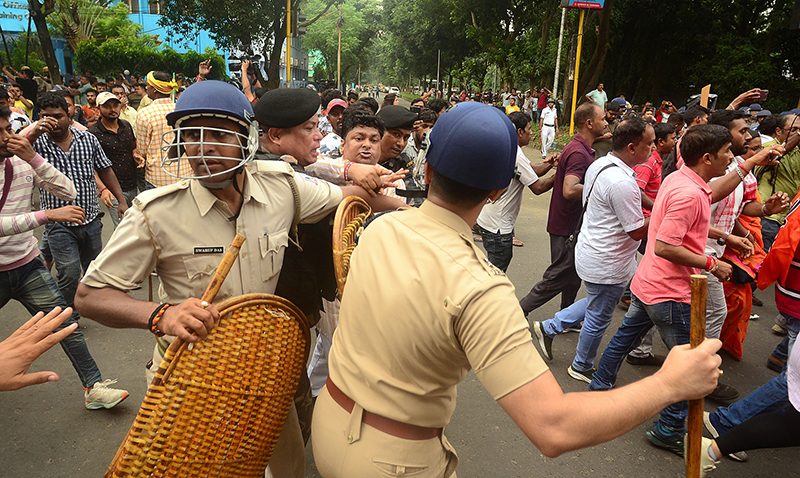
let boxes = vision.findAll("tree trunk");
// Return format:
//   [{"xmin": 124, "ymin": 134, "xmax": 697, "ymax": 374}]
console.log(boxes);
[
  {"xmin": 264, "ymin": 0, "xmax": 286, "ymax": 90},
  {"xmin": 29, "ymin": 0, "xmax": 63, "ymax": 85},
  {"xmin": 579, "ymin": 0, "xmax": 612, "ymax": 98}
]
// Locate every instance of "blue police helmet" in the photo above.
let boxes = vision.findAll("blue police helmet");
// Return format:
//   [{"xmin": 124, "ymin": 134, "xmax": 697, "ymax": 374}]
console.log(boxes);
[
  {"xmin": 426, "ymin": 102, "xmax": 517, "ymax": 190},
  {"xmin": 166, "ymin": 80, "xmax": 254, "ymax": 129}
]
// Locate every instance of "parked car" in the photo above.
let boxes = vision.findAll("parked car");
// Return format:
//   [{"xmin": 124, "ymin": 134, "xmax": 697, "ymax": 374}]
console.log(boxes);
[{"xmin": 388, "ymin": 86, "xmax": 400, "ymax": 95}]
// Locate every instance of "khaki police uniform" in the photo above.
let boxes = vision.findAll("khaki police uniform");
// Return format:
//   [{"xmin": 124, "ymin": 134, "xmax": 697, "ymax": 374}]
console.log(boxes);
[
  {"xmin": 311, "ymin": 200, "xmax": 548, "ymax": 477},
  {"xmin": 82, "ymin": 162, "xmax": 342, "ymax": 478}
]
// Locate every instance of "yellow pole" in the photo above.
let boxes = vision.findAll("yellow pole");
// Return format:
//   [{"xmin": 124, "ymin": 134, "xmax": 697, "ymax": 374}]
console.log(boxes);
[
  {"xmin": 286, "ymin": 0, "xmax": 292, "ymax": 88},
  {"xmin": 569, "ymin": 8, "xmax": 585, "ymax": 136}
]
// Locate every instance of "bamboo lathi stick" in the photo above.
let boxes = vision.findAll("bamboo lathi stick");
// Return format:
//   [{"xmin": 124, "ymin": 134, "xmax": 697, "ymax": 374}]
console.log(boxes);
[{"xmin": 686, "ymin": 274, "xmax": 708, "ymax": 478}]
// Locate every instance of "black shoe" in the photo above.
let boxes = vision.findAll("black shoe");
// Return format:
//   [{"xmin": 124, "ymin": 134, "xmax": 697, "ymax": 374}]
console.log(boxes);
[
  {"xmin": 707, "ymin": 382, "xmax": 739, "ymax": 402},
  {"xmin": 751, "ymin": 295, "xmax": 764, "ymax": 307},
  {"xmin": 767, "ymin": 354, "xmax": 786, "ymax": 372},
  {"xmin": 646, "ymin": 422, "xmax": 684, "ymax": 456},
  {"xmin": 626, "ymin": 354, "xmax": 665, "ymax": 366}
]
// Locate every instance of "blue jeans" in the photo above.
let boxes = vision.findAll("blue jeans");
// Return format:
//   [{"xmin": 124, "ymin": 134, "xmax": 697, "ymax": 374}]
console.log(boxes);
[
  {"xmin": 0, "ymin": 257, "xmax": 102, "ymax": 388},
  {"xmin": 710, "ymin": 314, "xmax": 799, "ymax": 433},
  {"xmin": 761, "ymin": 217, "xmax": 781, "ymax": 252},
  {"xmin": 478, "ymin": 225, "xmax": 513, "ymax": 272},
  {"xmin": 573, "ymin": 281, "xmax": 627, "ymax": 372},
  {"xmin": 542, "ymin": 281, "xmax": 627, "ymax": 372},
  {"xmin": 590, "ymin": 295, "xmax": 691, "ymax": 431},
  {"xmin": 106, "ymin": 188, "xmax": 138, "ymax": 228},
  {"xmin": 45, "ymin": 219, "xmax": 104, "ymax": 323}
]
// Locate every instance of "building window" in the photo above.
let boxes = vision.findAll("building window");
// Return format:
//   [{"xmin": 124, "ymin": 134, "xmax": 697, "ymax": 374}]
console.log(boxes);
[
  {"xmin": 148, "ymin": 0, "xmax": 161, "ymax": 15},
  {"xmin": 122, "ymin": 0, "xmax": 139, "ymax": 13}
]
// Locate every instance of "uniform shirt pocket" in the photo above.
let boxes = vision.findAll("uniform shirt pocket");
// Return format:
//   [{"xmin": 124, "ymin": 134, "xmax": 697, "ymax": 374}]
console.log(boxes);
[
  {"xmin": 258, "ymin": 229, "xmax": 289, "ymax": 282},
  {"xmin": 182, "ymin": 254, "xmax": 221, "ymax": 282}
]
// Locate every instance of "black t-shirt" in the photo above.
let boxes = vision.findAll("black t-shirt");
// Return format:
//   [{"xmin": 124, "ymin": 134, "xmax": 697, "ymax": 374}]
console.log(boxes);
[
  {"xmin": 17, "ymin": 77, "xmax": 37, "ymax": 103},
  {"xmin": 88, "ymin": 119, "xmax": 138, "ymax": 190}
]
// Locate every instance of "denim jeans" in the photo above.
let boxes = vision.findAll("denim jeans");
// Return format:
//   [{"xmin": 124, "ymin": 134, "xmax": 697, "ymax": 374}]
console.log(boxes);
[
  {"xmin": 478, "ymin": 225, "xmax": 513, "ymax": 272},
  {"xmin": 761, "ymin": 217, "xmax": 782, "ymax": 252},
  {"xmin": 105, "ymin": 188, "xmax": 138, "ymax": 228},
  {"xmin": 45, "ymin": 218, "xmax": 104, "ymax": 322},
  {"xmin": 0, "ymin": 257, "xmax": 102, "ymax": 388},
  {"xmin": 590, "ymin": 295, "xmax": 692, "ymax": 431},
  {"xmin": 710, "ymin": 313, "xmax": 799, "ymax": 433},
  {"xmin": 572, "ymin": 281, "xmax": 627, "ymax": 372}
]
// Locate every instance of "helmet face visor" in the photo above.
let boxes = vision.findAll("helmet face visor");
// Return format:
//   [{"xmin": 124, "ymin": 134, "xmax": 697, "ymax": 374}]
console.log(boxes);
[{"xmin": 160, "ymin": 118, "xmax": 259, "ymax": 180}]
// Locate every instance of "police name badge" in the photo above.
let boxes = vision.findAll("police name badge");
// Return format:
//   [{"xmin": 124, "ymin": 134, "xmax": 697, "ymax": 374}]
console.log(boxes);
[{"xmin": 194, "ymin": 246, "xmax": 224, "ymax": 254}]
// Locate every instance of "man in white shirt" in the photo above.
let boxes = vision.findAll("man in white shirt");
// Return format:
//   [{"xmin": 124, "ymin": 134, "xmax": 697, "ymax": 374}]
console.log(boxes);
[
  {"xmin": 533, "ymin": 118, "xmax": 652, "ymax": 383},
  {"xmin": 540, "ymin": 99, "xmax": 559, "ymax": 157},
  {"xmin": 477, "ymin": 111, "xmax": 556, "ymax": 271}
]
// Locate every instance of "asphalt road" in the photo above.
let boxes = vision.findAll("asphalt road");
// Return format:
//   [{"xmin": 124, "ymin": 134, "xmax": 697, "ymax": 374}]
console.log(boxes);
[{"xmin": 1, "ymin": 144, "xmax": 799, "ymax": 477}]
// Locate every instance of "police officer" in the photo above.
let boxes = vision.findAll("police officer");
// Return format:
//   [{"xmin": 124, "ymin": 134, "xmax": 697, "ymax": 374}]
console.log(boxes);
[
  {"xmin": 311, "ymin": 102, "xmax": 724, "ymax": 477},
  {"xmin": 74, "ymin": 80, "xmax": 393, "ymax": 478}
]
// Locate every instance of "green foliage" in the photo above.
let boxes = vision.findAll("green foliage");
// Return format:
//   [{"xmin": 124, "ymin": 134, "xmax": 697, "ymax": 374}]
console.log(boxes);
[
  {"xmin": 75, "ymin": 42, "xmax": 228, "ymax": 80},
  {"xmin": 0, "ymin": 36, "xmax": 47, "ymax": 73}
]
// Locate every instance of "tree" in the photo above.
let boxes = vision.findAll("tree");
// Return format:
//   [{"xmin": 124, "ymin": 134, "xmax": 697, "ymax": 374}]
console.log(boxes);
[
  {"xmin": 158, "ymin": 0, "xmax": 337, "ymax": 90},
  {"xmin": 28, "ymin": 0, "xmax": 63, "ymax": 84}
]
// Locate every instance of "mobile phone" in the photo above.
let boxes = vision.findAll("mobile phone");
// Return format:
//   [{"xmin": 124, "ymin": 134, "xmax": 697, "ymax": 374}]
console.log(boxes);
[
  {"xmin": 410, "ymin": 105, "xmax": 421, "ymax": 115},
  {"xmin": 759, "ymin": 89, "xmax": 769, "ymax": 102}
]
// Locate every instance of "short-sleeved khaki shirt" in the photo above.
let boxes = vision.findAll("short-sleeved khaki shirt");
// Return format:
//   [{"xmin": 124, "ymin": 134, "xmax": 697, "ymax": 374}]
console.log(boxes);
[
  {"xmin": 328, "ymin": 201, "xmax": 547, "ymax": 429},
  {"xmin": 82, "ymin": 164, "xmax": 343, "ymax": 304}
]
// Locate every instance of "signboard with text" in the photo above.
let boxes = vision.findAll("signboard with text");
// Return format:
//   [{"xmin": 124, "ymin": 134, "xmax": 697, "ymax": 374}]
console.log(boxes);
[{"xmin": 561, "ymin": 0, "xmax": 606, "ymax": 8}]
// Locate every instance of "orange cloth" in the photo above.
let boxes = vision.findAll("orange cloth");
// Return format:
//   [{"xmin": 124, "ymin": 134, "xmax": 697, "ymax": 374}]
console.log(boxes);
[{"xmin": 758, "ymin": 190, "xmax": 800, "ymax": 290}]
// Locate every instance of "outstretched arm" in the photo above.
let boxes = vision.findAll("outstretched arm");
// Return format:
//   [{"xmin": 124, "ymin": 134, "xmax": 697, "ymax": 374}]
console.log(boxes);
[{"xmin": 498, "ymin": 339, "xmax": 721, "ymax": 457}]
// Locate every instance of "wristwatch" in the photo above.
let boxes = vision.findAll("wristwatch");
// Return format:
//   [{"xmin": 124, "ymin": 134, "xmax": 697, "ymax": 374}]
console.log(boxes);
[{"xmin": 716, "ymin": 234, "xmax": 728, "ymax": 246}]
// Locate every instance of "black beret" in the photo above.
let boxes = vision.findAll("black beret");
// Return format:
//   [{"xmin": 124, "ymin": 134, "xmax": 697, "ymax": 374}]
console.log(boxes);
[
  {"xmin": 377, "ymin": 105, "xmax": 417, "ymax": 130},
  {"xmin": 254, "ymin": 88, "xmax": 321, "ymax": 128}
]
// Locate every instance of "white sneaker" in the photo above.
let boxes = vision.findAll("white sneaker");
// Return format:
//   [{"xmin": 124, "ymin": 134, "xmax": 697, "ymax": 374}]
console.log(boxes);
[
  {"xmin": 85, "ymin": 379, "xmax": 129, "ymax": 410},
  {"xmin": 703, "ymin": 411, "xmax": 748, "ymax": 461},
  {"xmin": 684, "ymin": 435, "xmax": 719, "ymax": 478}
]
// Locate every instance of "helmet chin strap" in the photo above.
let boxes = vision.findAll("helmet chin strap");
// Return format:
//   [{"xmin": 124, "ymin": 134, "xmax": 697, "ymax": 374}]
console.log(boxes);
[{"xmin": 197, "ymin": 166, "xmax": 242, "ymax": 190}]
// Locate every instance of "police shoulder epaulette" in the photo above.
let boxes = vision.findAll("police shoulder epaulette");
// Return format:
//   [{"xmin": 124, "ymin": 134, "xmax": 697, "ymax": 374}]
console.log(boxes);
[
  {"xmin": 131, "ymin": 180, "xmax": 190, "ymax": 209},
  {"xmin": 249, "ymin": 158, "xmax": 295, "ymax": 176}
]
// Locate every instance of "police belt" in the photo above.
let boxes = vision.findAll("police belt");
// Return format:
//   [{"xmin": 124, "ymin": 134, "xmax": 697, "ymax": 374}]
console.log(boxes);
[
  {"xmin": 326, "ymin": 377, "xmax": 442, "ymax": 440},
  {"xmin": 543, "ymin": 123, "xmax": 555, "ymax": 127}
]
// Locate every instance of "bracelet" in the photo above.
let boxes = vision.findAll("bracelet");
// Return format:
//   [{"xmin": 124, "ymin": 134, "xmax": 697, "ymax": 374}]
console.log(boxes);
[
  {"xmin": 735, "ymin": 165, "xmax": 746, "ymax": 181},
  {"xmin": 738, "ymin": 163, "xmax": 751, "ymax": 174},
  {"xmin": 761, "ymin": 203, "xmax": 768, "ymax": 216},
  {"xmin": 344, "ymin": 161, "xmax": 353, "ymax": 182},
  {"xmin": 147, "ymin": 303, "xmax": 173, "ymax": 337},
  {"xmin": 99, "ymin": 187, "xmax": 108, "ymax": 194},
  {"xmin": 705, "ymin": 255, "xmax": 714, "ymax": 271},
  {"xmin": 195, "ymin": 75, "xmax": 205, "ymax": 82}
]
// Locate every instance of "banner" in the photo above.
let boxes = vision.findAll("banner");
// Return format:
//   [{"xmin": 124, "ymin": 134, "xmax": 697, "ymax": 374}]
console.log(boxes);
[{"xmin": 561, "ymin": 0, "xmax": 606, "ymax": 8}]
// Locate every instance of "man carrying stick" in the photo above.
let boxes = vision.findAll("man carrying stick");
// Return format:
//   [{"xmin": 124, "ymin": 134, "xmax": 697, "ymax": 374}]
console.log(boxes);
[{"xmin": 74, "ymin": 81, "xmax": 403, "ymax": 478}]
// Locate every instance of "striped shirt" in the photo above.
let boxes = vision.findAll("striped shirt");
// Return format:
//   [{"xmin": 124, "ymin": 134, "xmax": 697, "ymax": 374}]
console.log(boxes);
[
  {"xmin": 136, "ymin": 97, "xmax": 188, "ymax": 187},
  {"xmin": 0, "ymin": 154, "xmax": 76, "ymax": 270},
  {"xmin": 33, "ymin": 127, "xmax": 111, "ymax": 226}
]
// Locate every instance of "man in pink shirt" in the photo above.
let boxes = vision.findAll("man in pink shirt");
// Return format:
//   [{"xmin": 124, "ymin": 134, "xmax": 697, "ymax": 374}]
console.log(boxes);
[{"xmin": 588, "ymin": 124, "xmax": 736, "ymax": 457}]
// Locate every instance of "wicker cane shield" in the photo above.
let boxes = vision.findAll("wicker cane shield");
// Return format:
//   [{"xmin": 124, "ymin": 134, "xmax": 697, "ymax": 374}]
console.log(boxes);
[
  {"xmin": 104, "ymin": 294, "xmax": 309, "ymax": 477},
  {"xmin": 332, "ymin": 196, "xmax": 373, "ymax": 297}
]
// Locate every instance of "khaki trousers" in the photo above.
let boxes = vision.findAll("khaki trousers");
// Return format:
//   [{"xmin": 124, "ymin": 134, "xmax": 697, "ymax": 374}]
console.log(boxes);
[{"xmin": 311, "ymin": 385, "xmax": 458, "ymax": 477}]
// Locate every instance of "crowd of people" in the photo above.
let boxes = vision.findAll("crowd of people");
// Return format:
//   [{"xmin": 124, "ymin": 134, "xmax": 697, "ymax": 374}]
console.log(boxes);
[{"xmin": 0, "ymin": 60, "xmax": 798, "ymax": 478}]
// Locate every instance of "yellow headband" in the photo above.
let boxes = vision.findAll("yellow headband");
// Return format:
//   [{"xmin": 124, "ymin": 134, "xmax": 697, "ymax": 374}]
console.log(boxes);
[{"xmin": 146, "ymin": 71, "xmax": 178, "ymax": 94}]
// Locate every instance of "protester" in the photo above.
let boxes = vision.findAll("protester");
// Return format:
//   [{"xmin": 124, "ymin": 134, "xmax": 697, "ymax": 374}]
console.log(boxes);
[{"xmin": 519, "ymin": 103, "xmax": 606, "ymax": 318}]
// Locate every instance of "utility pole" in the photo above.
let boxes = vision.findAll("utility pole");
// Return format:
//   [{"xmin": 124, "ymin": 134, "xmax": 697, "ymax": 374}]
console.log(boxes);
[
  {"xmin": 553, "ymin": 7, "xmax": 566, "ymax": 98},
  {"xmin": 569, "ymin": 8, "xmax": 586, "ymax": 136},
  {"xmin": 337, "ymin": 4, "xmax": 342, "ymax": 90},
  {"xmin": 436, "ymin": 49, "xmax": 440, "ymax": 95},
  {"xmin": 286, "ymin": 0, "xmax": 291, "ymax": 88}
]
